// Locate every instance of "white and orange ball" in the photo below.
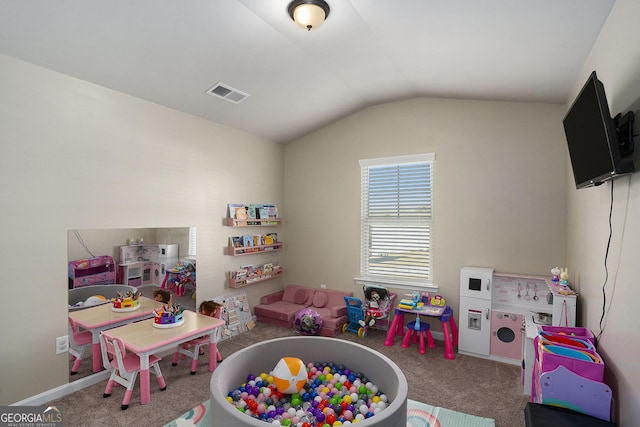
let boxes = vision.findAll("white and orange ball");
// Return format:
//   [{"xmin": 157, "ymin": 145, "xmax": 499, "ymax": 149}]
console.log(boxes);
[
  {"xmin": 84, "ymin": 295, "xmax": 107, "ymax": 306},
  {"xmin": 271, "ymin": 357, "xmax": 307, "ymax": 394}
]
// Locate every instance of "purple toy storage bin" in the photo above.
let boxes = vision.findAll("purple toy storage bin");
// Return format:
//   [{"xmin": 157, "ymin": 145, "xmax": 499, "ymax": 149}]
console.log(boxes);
[
  {"xmin": 540, "ymin": 325, "xmax": 595, "ymax": 346},
  {"xmin": 534, "ymin": 336, "xmax": 604, "ymax": 383}
]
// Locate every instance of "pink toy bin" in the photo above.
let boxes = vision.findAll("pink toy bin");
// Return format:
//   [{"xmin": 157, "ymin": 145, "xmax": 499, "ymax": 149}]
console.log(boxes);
[
  {"xmin": 209, "ymin": 336, "xmax": 408, "ymax": 427},
  {"xmin": 539, "ymin": 325, "xmax": 595, "ymax": 346}
]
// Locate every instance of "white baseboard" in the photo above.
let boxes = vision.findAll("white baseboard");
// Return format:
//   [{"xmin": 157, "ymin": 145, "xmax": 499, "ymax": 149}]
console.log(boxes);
[{"xmin": 11, "ymin": 371, "xmax": 110, "ymax": 406}]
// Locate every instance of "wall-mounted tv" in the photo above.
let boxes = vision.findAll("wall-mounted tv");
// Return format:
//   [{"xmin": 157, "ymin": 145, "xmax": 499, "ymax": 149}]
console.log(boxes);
[{"xmin": 563, "ymin": 71, "xmax": 635, "ymax": 189}]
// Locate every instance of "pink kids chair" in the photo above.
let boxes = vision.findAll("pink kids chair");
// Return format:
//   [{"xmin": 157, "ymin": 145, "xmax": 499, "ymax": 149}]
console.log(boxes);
[
  {"xmin": 171, "ymin": 335, "xmax": 223, "ymax": 375},
  {"xmin": 68, "ymin": 317, "xmax": 92, "ymax": 375},
  {"xmin": 172, "ymin": 305, "xmax": 223, "ymax": 375},
  {"xmin": 99, "ymin": 332, "xmax": 167, "ymax": 410}
]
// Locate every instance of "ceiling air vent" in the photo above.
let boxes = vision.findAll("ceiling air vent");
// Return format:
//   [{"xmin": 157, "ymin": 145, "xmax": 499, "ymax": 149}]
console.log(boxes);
[{"xmin": 206, "ymin": 82, "xmax": 249, "ymax": 104}]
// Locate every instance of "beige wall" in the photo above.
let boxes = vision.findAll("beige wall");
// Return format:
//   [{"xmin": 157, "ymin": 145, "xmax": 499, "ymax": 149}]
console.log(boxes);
[
  {"xmin": 564, "ymin": 0, "xmax": 640, "ymax": 424},
  {"xmin": 283, "ymin": 97, "xmax": 567, "ymax": 332},
  {"xmin": 0, "ymin": 54, "xmax": 285, "ymax": 404}
]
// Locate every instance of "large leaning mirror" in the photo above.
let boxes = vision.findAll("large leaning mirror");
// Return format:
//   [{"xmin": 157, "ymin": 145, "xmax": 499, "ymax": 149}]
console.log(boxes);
[{"xmin": 66, "ymin": 227, "xmax": 195, "ymax": 382}]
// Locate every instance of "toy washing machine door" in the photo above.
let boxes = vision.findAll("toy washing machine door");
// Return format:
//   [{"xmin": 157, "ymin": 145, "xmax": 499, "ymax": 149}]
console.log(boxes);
[{"xmin": 490, "ymin": 311, "xmax": 524, "ymax": 361}]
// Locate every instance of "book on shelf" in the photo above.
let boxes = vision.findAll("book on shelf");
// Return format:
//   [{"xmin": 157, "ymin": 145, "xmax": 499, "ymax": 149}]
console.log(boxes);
[
  {"xmin": 247, "ymin": 206, "xmax": 258, "ymax": 225},
  {"xmin": 231, "ymin": 269, "xmax": 248, "ymax": 280},
  {"xmin": 230, "ymin": 236, "xmax": 244, "ymax": 253},
  {"xmin": 231, "ymin": 262, "xmax": 279, "ymax": 283},
  {"xmin": 258, "ymin": 206, "xmax": 268, "ymax": 221},
  {"xmin": 242, "ymin": 235, "xmax": 255, "ymax": 252},
  {"xmin": 235, "ymin": 207, "xmax": 248, "ymax": 226},
  {"xmin": 265, "ymin": 204, "xmax": 278, "ymax": 224},
  {"xmin": 227, "ymin": 203, "xmax": 245, "ymax": 218},
  {"xmin": 266, "ymin": 233, "xmax": 278, "ymax": 243}
]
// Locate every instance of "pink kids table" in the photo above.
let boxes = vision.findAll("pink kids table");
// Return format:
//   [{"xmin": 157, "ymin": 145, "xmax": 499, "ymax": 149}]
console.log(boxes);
[
  {"xmin": 102, "ymin": 310, "xmax": 224, "ymax": 405},
  {"xmin": 68, "ymin": 296, "xmax": 164, "ymax": 373},
  {"xmin": 384, "ymin": 305, "xmax": 458, "ymax": 360}
]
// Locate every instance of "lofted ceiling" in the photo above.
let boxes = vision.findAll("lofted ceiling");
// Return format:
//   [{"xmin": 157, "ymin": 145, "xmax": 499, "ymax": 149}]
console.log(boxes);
[{"xmin": 0, "ymin": 0, "xmax": 615, "ymax": 143}]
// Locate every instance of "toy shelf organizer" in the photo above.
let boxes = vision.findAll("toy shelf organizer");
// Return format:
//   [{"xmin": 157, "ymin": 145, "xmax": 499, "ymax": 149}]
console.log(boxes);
[
  {"xmin": 532, "ymin": 325, "xmax": 612, "ymax": 422},
  {"xmin": 68, "ymin": 255, "xmax": 116, "ymax": 289}
]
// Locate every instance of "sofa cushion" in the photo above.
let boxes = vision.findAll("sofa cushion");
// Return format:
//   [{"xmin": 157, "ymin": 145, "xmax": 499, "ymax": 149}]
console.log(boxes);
[
  {"xmin": 294, "ymin": 289, "xmax": 308, "ymax": 304},
  {"xmin": 312, "ymin": 291, "xmax": 329, "ymax": 308},
  {"xmin": 281, "ymin": 285, "xmax": 314, "ymax": 305},
  {"xmin": 254, "ymin": 301, "xmax": 305, "ymax": 323}
]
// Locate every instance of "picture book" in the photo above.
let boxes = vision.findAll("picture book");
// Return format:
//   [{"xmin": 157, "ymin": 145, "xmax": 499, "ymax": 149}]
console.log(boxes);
[
  {"xmin": 265, "ymin": 204, "xmax": 278, "ymax": 224},
  {"xmin": 230, "ymin": 236, "xmax": 244, "ymax": 253},
  {"xmin": 227, "ymin": 203, "xmax": 245, "ymax": 218},
  {"xmin": 247, "ymin": 206, "xmax": 258, "ymax": 225},
  {"xmin": 235, "ymin": 206, "xmax": 248, "ymax": 226},
  {"xmin": 242, "ymin": 235, "xmax": 254, "ymax": 252},
  {"xmin": 266, "ymin": 232, "xmax": 278, "ymax": 243},
  {"xmin": 258, "ymin": 206, "xmax": 269, "ymax": 221}
]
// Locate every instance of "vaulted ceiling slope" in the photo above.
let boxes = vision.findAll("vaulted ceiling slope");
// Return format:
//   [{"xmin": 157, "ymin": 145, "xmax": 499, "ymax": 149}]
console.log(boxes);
[{"xmin": 0, "ymin": 0, "xmax": 614, "ymax": 143}]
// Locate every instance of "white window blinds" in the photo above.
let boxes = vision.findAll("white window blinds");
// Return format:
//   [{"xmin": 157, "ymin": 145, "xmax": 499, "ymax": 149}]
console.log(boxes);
[
  {"xmin": 359, "ymin": 154, "xmax": 434, "ymax": 283},
  {"xmin": 188, "ymin": 226, "xmax": 197, "ymax": 257}
]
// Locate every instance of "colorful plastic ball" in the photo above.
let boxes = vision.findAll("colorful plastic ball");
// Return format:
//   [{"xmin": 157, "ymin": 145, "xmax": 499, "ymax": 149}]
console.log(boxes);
[{"xmin": 272, "ymin": 357, "xmax": 308, "ymax": 394}]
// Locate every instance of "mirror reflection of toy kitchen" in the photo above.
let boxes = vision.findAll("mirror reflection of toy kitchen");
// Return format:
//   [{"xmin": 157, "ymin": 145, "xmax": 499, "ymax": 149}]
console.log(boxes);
[{"xmin": 119, "ymin": 243, "xmax": 178, "ymax": 286}]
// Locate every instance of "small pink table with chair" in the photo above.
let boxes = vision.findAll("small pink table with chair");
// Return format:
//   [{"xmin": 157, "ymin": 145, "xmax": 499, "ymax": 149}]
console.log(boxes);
[
  {"xmin": 101, "ymin": 310, "xmax": 224, "ymax": 406},
  {"xmin": 68, "ymin": 296, "xmax": 164, "ymax": 374},
  {"xmin": 385, "ymin": 304, "xmax": 458, "ymax": 360}
]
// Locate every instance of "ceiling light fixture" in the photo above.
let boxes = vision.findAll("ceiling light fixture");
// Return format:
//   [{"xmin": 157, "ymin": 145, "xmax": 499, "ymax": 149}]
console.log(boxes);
[{"xmin": 288, "ymin": 0, "xmax": 330, "ymax": 31}]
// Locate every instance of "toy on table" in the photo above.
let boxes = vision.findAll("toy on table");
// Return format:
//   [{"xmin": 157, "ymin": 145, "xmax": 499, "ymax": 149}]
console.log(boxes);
[
  {"xmin": 398, "ymin": 291, "xmax": 421, "ymax": 310},
  {"xmin": 421, "ymin": 294, "xmax": 446, "ymax": 316},
  {"xmin": 430, "ymin": 294, "xmax": 445, "ymax": 307},
  {"xmin": 153, "ymin": 302, "xmax": 185, "ymax": 325},
  {"xmin": 550, "ymin": 266, "xmax": 561, "ymax": 283},
  {"xmin": 112, "ymin": 290, "xmax": 141, "ymax": 309}
]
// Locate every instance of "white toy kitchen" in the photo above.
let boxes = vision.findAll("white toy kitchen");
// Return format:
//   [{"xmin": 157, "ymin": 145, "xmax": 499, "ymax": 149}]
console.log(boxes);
[
  {"xmin": 457, "ymin": 266, "xmax": 577, "ymax": 396},
  {"xmin": 118, "ymin": 243, "xmax": 179, "ymax": 287}
]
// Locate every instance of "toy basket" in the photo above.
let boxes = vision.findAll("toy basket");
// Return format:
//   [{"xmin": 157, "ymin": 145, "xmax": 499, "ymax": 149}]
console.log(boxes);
[
  {"xmin": 535, "ymin": 336, "xmax": 604, "ymax": 382},
  {"xmin": 539, "ymin": 325, "xmax": 595, "ymax": 346}
]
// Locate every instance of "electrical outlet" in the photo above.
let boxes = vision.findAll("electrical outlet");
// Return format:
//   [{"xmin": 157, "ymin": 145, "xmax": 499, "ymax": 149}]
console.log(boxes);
[
  {"xmin": 56, "ymin": 335, "xmax": 69, "ymax": 354},
  {"xmin": 320, "ymin": 284, "xmax": 327, "ymax": 289}
]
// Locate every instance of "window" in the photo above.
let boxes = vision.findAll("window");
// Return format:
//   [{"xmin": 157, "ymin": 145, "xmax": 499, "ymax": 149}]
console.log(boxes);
[
  {"xmin": 359, "ymin": 153, "xmax": 434, "ymax": 288},
  {"xmin": 188, "ymin": 226, "xmax": 197, "ymax": 257}
]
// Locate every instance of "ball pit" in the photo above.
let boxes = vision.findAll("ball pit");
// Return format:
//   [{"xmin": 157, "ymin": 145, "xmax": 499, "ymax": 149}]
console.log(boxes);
[{"xmin": 210, "ymin": 336, "xmax": 407, "ymax": 427}]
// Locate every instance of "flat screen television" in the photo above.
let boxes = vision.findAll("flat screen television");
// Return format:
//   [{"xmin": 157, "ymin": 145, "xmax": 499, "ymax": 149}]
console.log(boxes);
[{"xmin": 563, "ymin": 71, "xmax": 635, "ymax": 189}]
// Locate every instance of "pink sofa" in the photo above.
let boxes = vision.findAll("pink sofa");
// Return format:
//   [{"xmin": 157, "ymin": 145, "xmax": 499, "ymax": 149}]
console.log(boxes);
[{"xmin": 254, "ymin": 284, "xmax": 353, "ymax": 337}]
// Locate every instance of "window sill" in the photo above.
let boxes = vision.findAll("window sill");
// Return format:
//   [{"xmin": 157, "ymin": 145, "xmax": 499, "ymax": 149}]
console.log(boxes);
[{"xmin": 354, "ymin": 277, "xmax": 438, "ymax": 293}]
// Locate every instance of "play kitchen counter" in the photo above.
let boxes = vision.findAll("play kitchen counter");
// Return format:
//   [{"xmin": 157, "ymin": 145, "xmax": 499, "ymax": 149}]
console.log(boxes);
[{"xmin": 458, "ymin": 267, "xmax": 577, "ymax": 369}]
